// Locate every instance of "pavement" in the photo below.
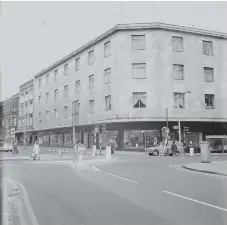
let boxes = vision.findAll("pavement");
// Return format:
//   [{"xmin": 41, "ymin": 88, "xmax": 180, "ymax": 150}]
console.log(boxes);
[
  {"xmin": 183, "ymin": 161, "xmax": 227, "ymax": 176},
  {"xmin": 2, "ymin": 152, "xmax": 227, "ymax": 225}
]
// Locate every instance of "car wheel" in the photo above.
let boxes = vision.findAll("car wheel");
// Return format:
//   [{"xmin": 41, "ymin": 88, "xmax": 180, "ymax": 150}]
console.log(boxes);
[{"xmin": 153, "ymin": 150, "xmax": 159, "ymax": 156}]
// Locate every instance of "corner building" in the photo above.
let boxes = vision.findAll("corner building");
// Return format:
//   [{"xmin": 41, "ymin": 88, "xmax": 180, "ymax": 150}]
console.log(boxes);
[{"xmin": 33, "ymin": 22, "xmax": 227, "ymax": 150}]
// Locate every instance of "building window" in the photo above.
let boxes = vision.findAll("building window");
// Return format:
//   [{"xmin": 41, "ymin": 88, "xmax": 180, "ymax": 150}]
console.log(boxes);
[
  {"xmin": 64, "ymin": 106, "xmax": 69, "ymax": 118},
  {"xmin": 174, "ymin": 92, "xmax": 185, "ymax": 108},
  {"xmin": 38, "ymin": 113, "xmax": 42, "ymax": 123},
  {"xmin": 173, "ymin": 64, "xmax": 184, "ymax": 80},
  {"xmin": 88, "ymin": 50, "xmax": 94, "ymax": 65},
  {"xmin": 204, "ymin": 67, "xmax": 214, "ymax": 82},
  {"xmin": 105, "ymin": 95, "xmax": 111, "ymax": 111},
  {"xmin": 203, "ymin": 41, "xmax": 213, "ymax": 56},
  {"xmin": 46, "ymin": 93, "xmax": 49, "ymax": 104},
  {"xmin": 75, "ymin": 80, "xmax": 81, "ymax": 93},
  {"xmin": 54, "ymin": 69, "xmax": 58, "ymax": 81},
  {"xmin": 133, "ymin": 92, "xmax": 146, "ymax": 108},
  {"xmin": 54, "ymin": 109, "xmax": 59, "ymax": 120},
  {"xmin": 46, "ymin": 111, "xmax": 50, "ymax": 121},
  {"xmin": 172, "ymin": 36, "xmax": 184, "ymax": 52},
  {"xmin": 38, "ymin": 78, "xmax": 42, "ymax": 89},
  {"xmin": 132, "ymin": 63, "xmax": 146, "ymax": 79},
  {"xmin": 38, "ymin": 96, "xmax": 42, "ymax": 105},
  {"xmin": 104, "ymin": 68, "xmax": 111, "ymax": 84},
  {"xmin": 46, "ymin": 74, "xmax": 49, "ymax": 85},
  {"xmin": 64, "ymin": 85, "xmax": 69, "ymax": 98},
  {"xmin": 89, "ymin": 99, "xmax": 94, "ymax": 114},
  {"xmin": 131, "ymin": 35, "xmax": 145, "ymax": 50},
  {"xmin": 74, "ymin": 100, "xmax": 80, "ymax": 115},
  {"xmin": 104, "ymin": 41, "xmax": 111, "ymax": 57},
  {"xmin": 54, "ymin": 89, "xmax": 59, "ymax": 101},
  {"xmin": 64, "ymin": 64, "xmax": 68, "ymax": 76},
  {"xmin": 205, "ymin": 94, "xmax": 215, "ymax": 109},
  {"xmin": 89, "ymin": 75, "xmax": 94, "ymax": 89},
  {"xmin": 75, "ymin": 58, "xmax": 80, "ymax": 71}
]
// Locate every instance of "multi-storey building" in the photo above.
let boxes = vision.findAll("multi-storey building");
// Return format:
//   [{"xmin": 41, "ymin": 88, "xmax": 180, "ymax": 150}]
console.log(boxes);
[
  {"xmin": 32, "ymin": 22, "xmax": 227, "ymax": 150},
  {"xmin": 0, "ymin": 101, "xmax": 4, "ymax": 142},
  {"xmin": 2, "ymin": 93, "xmax": 19, "ymax": 144},
  {"xmin": 15, "ymin": 79, "xmax": 35, "ymax": 144}
]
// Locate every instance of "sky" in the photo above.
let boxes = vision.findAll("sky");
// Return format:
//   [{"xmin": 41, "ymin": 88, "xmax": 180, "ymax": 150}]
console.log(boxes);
[{"xmin": 1, "ymin": 1, "xmax": 227, "ymax": 101}]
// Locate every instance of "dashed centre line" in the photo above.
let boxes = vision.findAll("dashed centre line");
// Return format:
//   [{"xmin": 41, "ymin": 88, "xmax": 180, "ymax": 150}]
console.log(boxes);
[{"xmin": 106, "ymin": 172, "xmax": 138, "ymax": 184}]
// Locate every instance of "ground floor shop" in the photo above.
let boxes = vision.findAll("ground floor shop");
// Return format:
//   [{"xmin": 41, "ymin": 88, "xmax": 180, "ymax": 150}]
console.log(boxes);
[{"xmin": 17, "ymin": 121, "xmax": 227, "ymax": 151}]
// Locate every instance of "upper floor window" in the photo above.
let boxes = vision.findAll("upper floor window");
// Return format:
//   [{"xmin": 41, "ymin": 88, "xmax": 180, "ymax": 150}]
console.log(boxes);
[
  {"xmin": 64, "ymin": 85, "xmax": 69, "ymax": 98},
  {"xmin": 38, "ymin": 96, "xmax": 42, "ymax": 105},
  {"xmin": 54, "ymin": 69, "xmax": 58, "ymax": 81},
  {"xmin": 105, "ymin": 95, "xmax": 111, "ymax": 111},
  {"xmin": 54, "ymin": 89, "xmax": 59, "ymax": 101},
  {"xmin": 75, "ymin": 80, "xmax": 81, "ymax": 93},
  {"xmin": 104, "ymin": 68, "xmax": 111, "ymax": 84},
  {"xmin": 54, "ymin": 109, "xmax": 59, "ymax": 120},
  {"xmin": 64, "ymin": 64, "xmax": 69, "ymax": 76},
  {"xmin": 38, "ymin": 78, "xmax": 42, "ymax": 89},
  {"xmin": 89, "ymin": 99, "xmax": 94, "ymax": 114},
  {"xmin": 73, "ymin": 100, "xmax": 80, "ymax": 115},
  {"xmin": 133, "ymin": 92, "xmax": 146, "ymax": 108},
  {"xmin": 89, "ymin": 75, "xmax": 94, "ymax": 89},
  {"xmin": 46, "ymin": 74, "xmax": 49, "ymax": 85},
  {"xmin": 172, "ymin": 36, "xmax": 184, "ymax": 52},
  {"xmin": 205, "ymin": 94, "xmax": 215, "ymax": 109},
  {"xmin": 88, "ymin": 50, "xmax": 94, "ymax": 65},
  {"xmin": 38, "ymin": 113, "xmax": 42, "ymax": 123},
  {"xmin": 174, "ymin": 92, "xmax": 185, "ymax": 108},
  {"xmin": 75, "ymin": 58, "xmax": 80, "ymax": 71},
  {"xmin": 46, "ymin": 111, "xmax": 50, "ymax": 121},
  {"xmin": 131, "ymin": 35, "xmax": 145, "ymax": 50},
  {"xmin": 104, "ymin": 41, "xmax": 111, "ymax": 57},
  {"xmin": 64, "ymin": 106, "xmax": 69, "ymax": 118},
  {"xmin": 203, "ymin": 41, "xmax": 213, "ymax": 56},
  {"xmin": 46, "ymin": 92, "xmax": 50, "ymax": 104},
  {"xmin": 173, "ymin": 64, "xmax": 184, "ymax": 80},
  {"xmin": 132, "ymin": 63, "xmax": 146, "ymax": 79},
  {"xmin": 204, "ymin": 67, "xmax": 214, "ymax": 82}
]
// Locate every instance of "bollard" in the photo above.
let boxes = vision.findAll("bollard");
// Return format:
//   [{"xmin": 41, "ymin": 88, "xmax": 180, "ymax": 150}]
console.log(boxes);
[
  {"xmin": 200, "ymin": 141, "xmax": 211, "ymax": 163},
  {"xmin": 92, "ymin": 145, "xmax": 96, "ymax": 156},
  {"xmin": 106, "ymin": 146, "xmax": 111, "ymax": 160},
  {"xmin": 78, "ymin": 154, "xmax": 83, "ymax": 162},
  {"xmin": 190, "ymin": 147, "xmax": 194, "ymax": 156}
]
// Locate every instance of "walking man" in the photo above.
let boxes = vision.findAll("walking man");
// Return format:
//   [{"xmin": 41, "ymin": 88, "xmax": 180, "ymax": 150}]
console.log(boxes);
[{"xmin": 171, "ymin": 141, "xmax": 178, "ymax": 156}]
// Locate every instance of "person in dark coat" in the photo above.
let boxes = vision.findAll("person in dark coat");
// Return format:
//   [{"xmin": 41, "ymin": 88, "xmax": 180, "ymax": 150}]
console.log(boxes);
[{"xmin": 171, "ymin": 141, "xmax": 178, "ymax": 156}]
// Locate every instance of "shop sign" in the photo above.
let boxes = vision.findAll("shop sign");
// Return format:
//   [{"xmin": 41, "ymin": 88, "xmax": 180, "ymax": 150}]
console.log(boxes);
[
  {"xmin": 116, "ymin": 114, "xmax": 141, "ymax": 119},
  {"xmin": 173, "ymin": 126, "xmax": 178, "ymax": 130}
]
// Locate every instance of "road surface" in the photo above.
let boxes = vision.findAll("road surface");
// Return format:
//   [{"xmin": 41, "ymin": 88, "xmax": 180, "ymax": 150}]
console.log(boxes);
[{"xmin": 2, "ymin": 154, "xmax": 227, "ymax": 225}]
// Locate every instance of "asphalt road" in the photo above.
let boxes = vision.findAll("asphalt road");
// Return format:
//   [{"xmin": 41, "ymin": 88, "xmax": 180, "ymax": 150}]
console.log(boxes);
[{"xmin": 2, "ymin": 155, "xmax": 227, "ymax": 225}]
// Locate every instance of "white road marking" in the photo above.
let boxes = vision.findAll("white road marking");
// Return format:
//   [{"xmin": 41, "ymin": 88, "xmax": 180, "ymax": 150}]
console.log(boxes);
[
  {"xmin": 91, "ymin": 166, "xmax": 100, "ymax": 171},
  {"xmin": 163, "ymin": 190, "xmax": 227, "ymax": 213},
  {"xmin": 106, "ymin": 172, "xmax": 138, "ymax": 184}
]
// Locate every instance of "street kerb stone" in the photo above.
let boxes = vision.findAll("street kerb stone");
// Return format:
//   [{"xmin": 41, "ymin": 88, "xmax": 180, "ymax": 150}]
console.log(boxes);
[{"xmin": 182, "ymin": 162, "xmax": 227, "ymax": 177}]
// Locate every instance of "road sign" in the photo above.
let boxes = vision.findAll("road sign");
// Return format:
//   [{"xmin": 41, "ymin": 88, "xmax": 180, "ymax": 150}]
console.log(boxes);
[
  {"xmin": 95, "ymin": 127, "xmax": 99, "ymax": 133},
  {"xmin": 100, "ymin": 124, "xmax": 107, "ymax": 133},
  {"xmin": 184, "ymin": 126, "xmax": 190, "ymax": 132},
  {"xmin": 173, "ymin": 126, "xmax": 178, "ymax": 130}
]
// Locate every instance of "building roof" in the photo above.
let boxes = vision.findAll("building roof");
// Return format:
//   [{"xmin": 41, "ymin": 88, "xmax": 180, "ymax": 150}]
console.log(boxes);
[
  {"xmin": 19, "ymin": 78, "xmax": 34, "ymax": 90},
  {"xmin": 34, "ymin": 22, "xmax": 227, "ymax": 79}
]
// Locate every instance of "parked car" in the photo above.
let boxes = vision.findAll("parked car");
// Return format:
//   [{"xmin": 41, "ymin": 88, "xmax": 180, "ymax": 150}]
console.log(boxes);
[
  {"xmin": 147, "ymin": 141, "xmax": 183, "ymax": 156},
  {"xmin": 0, "ymin": 143, "xmax": 13, "ymax": 152}
]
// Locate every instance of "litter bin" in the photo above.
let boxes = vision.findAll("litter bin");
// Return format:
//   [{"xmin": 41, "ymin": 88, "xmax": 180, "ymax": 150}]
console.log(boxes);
[
  {"xmin": 189, "ymin": 146, "xmax": 194, "ymax": 156},
  {"xmin": 200, "ymin": 141, "xmax": 211, "ymax": 163}
]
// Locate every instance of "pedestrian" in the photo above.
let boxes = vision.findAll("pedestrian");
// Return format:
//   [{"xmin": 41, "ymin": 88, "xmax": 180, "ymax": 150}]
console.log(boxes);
[
  {"xmin": 12, "ymin": 140, "xmax": 19, "ymax": 156},
  {"xmin": 32, "ymin": 140, "xmax": 40, "ymax": 160},
  {"xmin": 171, "ymin": 141, "xmax": 178, "ymax": 156}
]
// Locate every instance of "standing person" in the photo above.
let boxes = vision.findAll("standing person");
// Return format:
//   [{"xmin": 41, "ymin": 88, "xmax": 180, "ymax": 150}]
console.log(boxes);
[
  {"xmin": 171, "ymin": 141, "xmax": 178, "ymax": 156},
  {"xmin": 12, "ymin": 140, "xmax": 19, "ymax": 156},
  {"xmin": 33, "ymin": 140, "xmax": 40, "ymax": 160}
]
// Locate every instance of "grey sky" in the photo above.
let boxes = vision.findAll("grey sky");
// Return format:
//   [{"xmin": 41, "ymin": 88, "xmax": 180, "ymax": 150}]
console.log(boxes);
[{"xmin": 1, "ymin": 1, "xmax": 227, "ymax": 101}]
